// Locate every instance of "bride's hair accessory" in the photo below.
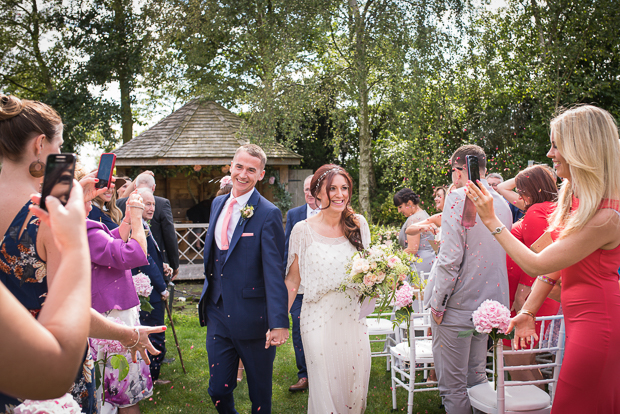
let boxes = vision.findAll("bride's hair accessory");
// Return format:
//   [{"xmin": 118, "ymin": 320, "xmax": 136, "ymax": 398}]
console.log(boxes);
[
  {"xmin": 220, "ymin": 175, "xmax": 232, "ymax": 189},
  {"xmin": 314, "ymin": 167, "xmax": 342, "ymax": 190}
]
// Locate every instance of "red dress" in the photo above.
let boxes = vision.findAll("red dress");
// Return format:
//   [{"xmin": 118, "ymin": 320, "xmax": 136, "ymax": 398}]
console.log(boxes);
[
  {"xmin": 504, "ymin": 202, "xmax": 561, "ymax": 347},
  {"xmin": 551, "ymin": 199, "xmax": 620, "ymax": 413}
]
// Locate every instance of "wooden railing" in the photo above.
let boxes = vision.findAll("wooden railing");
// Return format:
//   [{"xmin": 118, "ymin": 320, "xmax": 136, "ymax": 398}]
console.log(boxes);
[{"xmin": 175, "ymin": 223, "xmax": 208, "ymax": 280}]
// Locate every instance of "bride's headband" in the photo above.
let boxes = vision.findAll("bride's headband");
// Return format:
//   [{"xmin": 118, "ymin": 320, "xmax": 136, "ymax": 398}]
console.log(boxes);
[{"xmin": 314, "ymin": 167, "xmax": 343, "ymax": 191}]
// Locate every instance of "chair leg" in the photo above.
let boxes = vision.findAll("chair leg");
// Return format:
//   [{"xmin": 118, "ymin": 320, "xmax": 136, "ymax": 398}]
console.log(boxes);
[
  {"xmin": 391, "ymin": 355, "xmax": 398, "ymax": 410},
  {"xmin": 407, "ymin": 371, "xmax": 414, "ymax": 414}
]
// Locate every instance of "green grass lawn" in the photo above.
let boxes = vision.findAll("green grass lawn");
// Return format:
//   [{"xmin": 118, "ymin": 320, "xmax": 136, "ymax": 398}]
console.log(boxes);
[{"xmin": 139, "ymin": 283, "xmax": 445, "ymax": 414}]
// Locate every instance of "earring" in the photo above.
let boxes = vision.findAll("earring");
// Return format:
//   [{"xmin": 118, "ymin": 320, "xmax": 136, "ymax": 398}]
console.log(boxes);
[{"xmin": 29, "ymin": 159, "xmax": 45, "ymax": 178}]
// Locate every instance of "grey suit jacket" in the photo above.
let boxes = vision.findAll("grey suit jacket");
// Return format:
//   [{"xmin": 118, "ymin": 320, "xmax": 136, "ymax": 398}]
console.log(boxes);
[{"xmin": 429, "ymin": 179, "xmax": 512, "ymax": 314}]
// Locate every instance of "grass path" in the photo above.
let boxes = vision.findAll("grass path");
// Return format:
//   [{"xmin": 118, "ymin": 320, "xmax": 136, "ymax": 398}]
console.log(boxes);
[{"xmin": 138, "ymin": 283, "xmax": 445, "ymax": 414}]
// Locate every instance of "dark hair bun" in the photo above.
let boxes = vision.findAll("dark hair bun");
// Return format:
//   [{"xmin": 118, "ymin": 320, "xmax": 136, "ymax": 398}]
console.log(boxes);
[
  {"xmin": 0, "ymin": 95, "xmax": 23, "ymax": 121},
  {"xmin": 393, "ymin": 188, "xmax": 420, "ymax": 206}
]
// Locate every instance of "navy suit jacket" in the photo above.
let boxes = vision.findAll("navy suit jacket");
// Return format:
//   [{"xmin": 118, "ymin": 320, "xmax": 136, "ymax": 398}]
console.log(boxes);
[
  {"xmin": 132, "ymin": 231, "xmax": 167, "ymax": 304},
  {"xmin": 284, "ymin": 204, "xmax": 308, "ymax": 268},
  {"xmin": 198, "ymin": 190, "xmax": 289, "ymax": 340}
]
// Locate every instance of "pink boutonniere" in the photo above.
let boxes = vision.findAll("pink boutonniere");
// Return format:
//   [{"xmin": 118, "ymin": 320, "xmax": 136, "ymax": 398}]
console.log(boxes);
[{"xmin": 239, "ymin": 205, "xmax": 255, "ymax": 225}]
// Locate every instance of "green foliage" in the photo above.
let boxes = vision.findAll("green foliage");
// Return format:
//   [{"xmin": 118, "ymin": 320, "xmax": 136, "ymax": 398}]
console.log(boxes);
[
  {"xmin": 368, "ymin": 223, "xmax": 400, "ymax": 246},
  {"xmin": 263, "ymin": 167, "xmax": 292, "ymax": 213},
  {"xmin": 110, "ymin": 354, "xmax": 130, "ymax": 382}
]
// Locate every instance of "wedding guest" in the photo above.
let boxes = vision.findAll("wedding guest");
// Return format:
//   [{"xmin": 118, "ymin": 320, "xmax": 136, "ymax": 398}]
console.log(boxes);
[
  {"xmin": 88, "ymin": 184, "xmax": 123, "ymax": 229},
  {"xmin": 469, "ymin": 105, "xmax": 620, "ymax": 413},
  {"xmin": 0, "ymin": 184, "xmax": 91, "ymax": 401},
  {"xmin": 430, "ymin": 145, "xmax": 512, "ymax": 414},
  {"xmin": 394, "ymin": 188, "xmax": 435, "ymax": 272},
  {"xmin": 433, "ymin": 185, "xmax": 447, "ymax": 212},
  {"xmin": 285, "ymin": 164, "xmax": 371, "ymax": 413},
  {"xmin": 0, "ymin": 94, "xmax": 164, "ymax": 414},
  {"xmin": 501, "ymin": 165, "xmax": 561, "ymax": 383},
  {"xmin": 283, "ymin": 174, "xmax": 317, "ymax": 393},
  {"xmin": 132, "ymin": 188, "xmax": 170, "ymax": 385},
  {"xmin": 87, "ymin": 189, "xmax": 155, "ymax": 411},
  {"xmin": 118, "ymin": 172, "xmax": 179, "ymax": 281},
  {"xmin": 488, "ymin": 172, "xmax": 525, "ymax": 223}
]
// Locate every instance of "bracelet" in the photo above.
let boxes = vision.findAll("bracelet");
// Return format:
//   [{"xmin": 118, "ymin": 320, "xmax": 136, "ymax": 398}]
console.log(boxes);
[
  {"xmin": 537, "ymin": 275, "xmax": 557, "ymax": 286},
  {"xmin": 121, "ymin": 220, "xmax": 131, "ymax": 226},
  {"xmin": 129, "ymin": 205, "xmax": 144, "ymax": 210},
  {"xmin": 125, "ymin": 328, "xmax": 140, "ymax": 349},
  {"xmin": 518, "ymin": 309, "xmax": 536, "ymax": 320}
]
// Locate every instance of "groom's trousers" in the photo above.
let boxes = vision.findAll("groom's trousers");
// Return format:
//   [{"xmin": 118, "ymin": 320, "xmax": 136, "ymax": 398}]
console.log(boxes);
[
  {"xmin": 431, "ymin": 308, "xmax": 488, "ymax": 414},
  {"xmin": 206, "ymin": 298, "xmax": 276, "ymax": 414}
]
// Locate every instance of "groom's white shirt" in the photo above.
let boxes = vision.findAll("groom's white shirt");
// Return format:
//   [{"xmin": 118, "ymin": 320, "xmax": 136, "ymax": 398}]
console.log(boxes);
[{"xmin": 213, "ymin": 188, "xmax": 254, "ymax": 249}]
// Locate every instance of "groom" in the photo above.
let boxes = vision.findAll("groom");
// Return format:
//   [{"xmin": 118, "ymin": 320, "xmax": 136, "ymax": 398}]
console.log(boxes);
[{"xmin": 199, "ymin": 144, "xmax": 290, "ymax": 414}]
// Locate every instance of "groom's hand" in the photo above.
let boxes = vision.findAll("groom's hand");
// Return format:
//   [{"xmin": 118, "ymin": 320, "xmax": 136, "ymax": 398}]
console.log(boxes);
[{"xmin": 265, "ymin": 328, "xmax": 289, "ymax": 349}]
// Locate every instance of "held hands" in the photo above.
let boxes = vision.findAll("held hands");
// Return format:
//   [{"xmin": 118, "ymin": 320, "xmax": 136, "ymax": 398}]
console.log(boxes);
[
  {"xmin": 464, "ymin": 180, "xmax": 496, "ymax": 226},
  {"xmin": 506, "ymin": 314, "xmax": 538, "ymax": 350},
  {"xmin": 29, "ymin": 181, "xmax": 87, "ymax": 251},
  {"xmin": 265, "ymin": 328, "xmax": 289, "ymax": 349}
]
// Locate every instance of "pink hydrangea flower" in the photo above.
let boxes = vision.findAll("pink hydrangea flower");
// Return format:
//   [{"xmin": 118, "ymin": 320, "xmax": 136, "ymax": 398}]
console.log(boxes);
[
  {"xmin": 386, "ymin": 256, "xmax": 402, "ymax": 268},
  {"xmin": 472, "ymin": 299, "xmax": 511, "ymax": 334},
  {"xmin": 133, "ymin": 273, "xmax": 153, "ymax": 298},
  {"xmin": 395, "ymin": 282, "xmax": 415, "ymax": 308}
]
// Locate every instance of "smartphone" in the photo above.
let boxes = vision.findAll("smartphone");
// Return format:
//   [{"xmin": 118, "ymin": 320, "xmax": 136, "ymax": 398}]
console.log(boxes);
[
  {"xmin": 40, "ymin": 153, "xmax": 76, "ymax": 211},
  {"xmin": 461, "ymin": 155, "xmax": 481, "ymax": 228},
  {"xmin": 95, "ymin": 153, "xmax": 116, "ymax": 189},
  {"xmin": 466, "ymin": 155, "xmax": 481, "ymax": 187}
]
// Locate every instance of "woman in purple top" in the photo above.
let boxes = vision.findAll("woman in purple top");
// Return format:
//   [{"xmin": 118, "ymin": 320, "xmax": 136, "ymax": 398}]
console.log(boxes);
[{"xmin": 87, "ymin": 190, "xmax": 155, "ymax": 413}]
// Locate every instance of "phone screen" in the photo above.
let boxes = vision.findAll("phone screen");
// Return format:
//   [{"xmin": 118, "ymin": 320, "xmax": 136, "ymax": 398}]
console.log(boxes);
[
  {"xmin": 40, "ymin": 154, "xmax": 76, "ymax": 211},
  {"xmin": 96, "ymin": 153, "xmax": 116, "ymax": 189},
  {"xmin": 466, "ymin": 155, "xmax": 480, "ymax": 186}
]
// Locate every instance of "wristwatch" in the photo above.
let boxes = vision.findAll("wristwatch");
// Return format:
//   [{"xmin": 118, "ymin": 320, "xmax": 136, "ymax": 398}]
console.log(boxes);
[{"xmin": 490, "ymin": 225, "xmax": 506, "ymax": 235}]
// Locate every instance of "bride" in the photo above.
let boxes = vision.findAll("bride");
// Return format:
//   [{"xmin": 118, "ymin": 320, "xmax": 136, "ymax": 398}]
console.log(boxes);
[{"xmin": 285, "ymin": 164, "xmax": 371, "ymax": 413}]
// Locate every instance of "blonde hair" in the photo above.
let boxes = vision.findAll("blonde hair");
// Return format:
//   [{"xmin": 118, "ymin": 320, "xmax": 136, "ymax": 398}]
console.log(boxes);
[
  {"xmin": 548, "ymin": 105, "xmax": 620, "ymax": 238},
  {"xmin": 94, "ymin": 189, "xmax": 123, "ymax": 225}
]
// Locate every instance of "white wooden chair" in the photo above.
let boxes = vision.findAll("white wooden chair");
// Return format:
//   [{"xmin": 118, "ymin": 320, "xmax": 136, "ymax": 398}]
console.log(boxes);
[
  {"xmin": 390, "ymin": 312, "xmax": 437, "ymax": 414},
  {"xmin": 366, "ymin": 306, "xmax": 400, "ymax": 371},
  {"xmin": 467, "ymin": 315, "xmax": 566, "ymax": 414}
]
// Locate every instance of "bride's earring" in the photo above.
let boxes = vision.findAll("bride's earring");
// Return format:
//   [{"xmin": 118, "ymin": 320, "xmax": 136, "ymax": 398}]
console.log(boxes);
[{"xmin": 29, "ymin": 158, "xmax": 45, "ymax": 178}]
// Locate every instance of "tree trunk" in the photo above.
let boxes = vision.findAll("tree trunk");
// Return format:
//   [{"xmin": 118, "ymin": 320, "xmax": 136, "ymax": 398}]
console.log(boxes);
[
  {"xmin": 30, "ymin": 0, "xmax": 53, "ymax": 93},
  {"xmin": 114, "ymin": 0, "xmax": 133, "ymax": 143},
  {"xmin": 349, "ymin": 0, "xmax": 372, "ymax": 221}
]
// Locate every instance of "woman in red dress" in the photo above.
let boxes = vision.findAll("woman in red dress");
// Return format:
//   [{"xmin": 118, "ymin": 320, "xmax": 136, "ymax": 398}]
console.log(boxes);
[
  {"xmin": 465, "ymin": 105, "xmax": 620, "ymax": 413},
  {"xmin": 501, "ymin": 165, "xmax": 561, "ymax": 382}
]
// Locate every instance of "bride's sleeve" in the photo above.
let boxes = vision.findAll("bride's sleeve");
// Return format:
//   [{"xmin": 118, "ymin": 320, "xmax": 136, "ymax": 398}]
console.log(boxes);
[
  {"xmin": 286, "ymin": 222, "xmax": 305, "ymax": 277},
  {"xmin": 358, "ymin": 215, "xmax": 371, "ymax": 249}
]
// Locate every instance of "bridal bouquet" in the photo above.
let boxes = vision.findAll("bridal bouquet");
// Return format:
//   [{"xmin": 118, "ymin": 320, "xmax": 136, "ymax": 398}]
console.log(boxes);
[
  {"xmin": 459, "ymin": 300, "xmax": 513, "ymax": 389},
  {"xmin": 340, "ymin": 244, "xmax": 415, "ymax": 311},
  {"xmin": 133, "ymin": 272, "xmax": 153, "ymax": 312}
]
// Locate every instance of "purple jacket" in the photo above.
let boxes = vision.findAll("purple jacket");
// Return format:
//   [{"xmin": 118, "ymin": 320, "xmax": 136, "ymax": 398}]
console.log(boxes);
[{"xmin": 87, "ymin": 220, "xmax": 149, "ymax": 313}]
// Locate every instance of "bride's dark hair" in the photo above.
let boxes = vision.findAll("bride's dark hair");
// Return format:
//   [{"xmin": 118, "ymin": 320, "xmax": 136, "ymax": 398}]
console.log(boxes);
[{"xmin": 310, "ymin": 164, "xmax": 364, "ymax": 251}]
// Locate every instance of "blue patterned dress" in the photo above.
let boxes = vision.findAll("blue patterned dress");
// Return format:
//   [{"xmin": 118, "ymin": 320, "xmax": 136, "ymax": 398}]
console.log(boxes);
[{"xmin": 0, "ymin": 202, "xmax": 97, "ymax": 414}]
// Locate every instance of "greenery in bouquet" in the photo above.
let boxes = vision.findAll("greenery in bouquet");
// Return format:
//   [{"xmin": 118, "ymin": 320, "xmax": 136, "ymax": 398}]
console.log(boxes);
[
  {"xmin": 369, "ymin": 224, "xmax": 400, "ymax": 247},
  {"xmin": 340, "ymin": 243, "xmax": 416, "ymax": 311}
]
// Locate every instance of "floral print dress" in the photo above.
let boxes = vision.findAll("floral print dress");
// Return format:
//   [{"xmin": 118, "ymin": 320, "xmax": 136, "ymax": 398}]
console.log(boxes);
[{"xmin": 0, "ymin": 202, "xmax": 97, "ymax": 414}]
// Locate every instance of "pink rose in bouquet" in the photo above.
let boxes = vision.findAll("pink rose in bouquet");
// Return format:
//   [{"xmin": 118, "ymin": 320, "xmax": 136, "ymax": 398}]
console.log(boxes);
[
  {"xmin": 386, "ymin": 256, "xmax": 401, "ymax": 268},
  {"xmin": 472, "ymin": 299, "xmax": 511, "ymax": 334}
]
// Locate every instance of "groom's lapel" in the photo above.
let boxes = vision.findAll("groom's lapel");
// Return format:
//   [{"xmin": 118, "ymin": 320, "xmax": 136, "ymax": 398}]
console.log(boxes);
[{"xmin": 225, "ymin": 189, "xmax": 260, "ymax": 264}]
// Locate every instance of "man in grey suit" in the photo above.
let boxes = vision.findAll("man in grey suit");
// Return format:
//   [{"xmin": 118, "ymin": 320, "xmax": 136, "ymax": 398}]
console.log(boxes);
[{"xmin": 429, "ymin": 145, "xmax": 512, "ymax": 414}]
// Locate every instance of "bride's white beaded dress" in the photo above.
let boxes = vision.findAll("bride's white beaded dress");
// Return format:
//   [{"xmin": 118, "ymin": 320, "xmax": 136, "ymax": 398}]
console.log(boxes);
[{"xmin": 287, "ymin": 215, "xmax": 371, "ymax": 414}]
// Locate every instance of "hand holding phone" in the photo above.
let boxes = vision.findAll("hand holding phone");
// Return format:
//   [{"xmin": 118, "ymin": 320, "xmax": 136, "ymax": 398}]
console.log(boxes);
[
  {"xmin": 461, "ymin": 155, "xmax": 481, "ymax": 228},
  {"xmin": 95, "ymin": 153, "xmax": 116, "ymax": 189},
  {"xmin": 40, "ymin": 154, "xmax": 76, "ymax": 211}
]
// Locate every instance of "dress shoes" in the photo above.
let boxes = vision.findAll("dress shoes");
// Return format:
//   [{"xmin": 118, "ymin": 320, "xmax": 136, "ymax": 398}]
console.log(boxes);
[{"xmin": 288, "ymin": 377, "xmax": 308, "ymax": 392}]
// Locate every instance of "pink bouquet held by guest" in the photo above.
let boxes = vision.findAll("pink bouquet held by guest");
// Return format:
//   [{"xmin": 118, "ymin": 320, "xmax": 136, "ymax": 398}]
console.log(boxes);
[
  {"xmin": 459, "ymin": 299, "xmax": 513, "ymax": 389},
  {"xmin": 14, "ymin": 393, "xmax": 82, "ymax": 414},
  {"xmin": 133, "ymin": 272, "xmax": 153, "ymax": 312}
]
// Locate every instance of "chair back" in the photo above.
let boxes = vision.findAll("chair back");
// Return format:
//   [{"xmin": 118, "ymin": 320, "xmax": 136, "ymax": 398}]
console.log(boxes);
[{"xmin": 494, "ymin": 314, "xmax": 566, "ymax": 413}]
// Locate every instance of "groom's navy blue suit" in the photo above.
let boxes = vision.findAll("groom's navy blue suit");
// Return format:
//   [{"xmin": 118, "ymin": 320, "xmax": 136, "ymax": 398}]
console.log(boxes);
[{"xmin": 199, "ymin": 189, "xmax": 288, "ymax": 414}]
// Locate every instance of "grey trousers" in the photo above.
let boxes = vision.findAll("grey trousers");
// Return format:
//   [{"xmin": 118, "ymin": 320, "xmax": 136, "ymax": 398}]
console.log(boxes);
[{"xmin": 431, "ymin": 309, "xmax": 488, "ymax": 414}]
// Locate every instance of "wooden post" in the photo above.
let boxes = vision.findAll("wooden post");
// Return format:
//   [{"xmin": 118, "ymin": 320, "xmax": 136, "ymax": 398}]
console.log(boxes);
[{"xmin": 279, "ymin": 165, "xmax": 289, "ymax": 190}]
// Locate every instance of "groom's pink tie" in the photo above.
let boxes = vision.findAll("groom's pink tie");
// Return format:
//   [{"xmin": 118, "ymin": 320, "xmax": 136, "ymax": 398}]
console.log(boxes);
[{"xmin": 220, "ymin": 198, "xmax": 237, "ymax": 250}]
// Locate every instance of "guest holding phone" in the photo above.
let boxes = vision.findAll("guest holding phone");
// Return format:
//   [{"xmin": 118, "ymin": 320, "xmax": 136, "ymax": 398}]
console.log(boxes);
[
  {"xmin": 466, "ymin": 105, "xmax": 620, "ymax": 413},
  {"xmin": 0, "ymin": 95, "xmax": 164, "ymax": 414}
]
